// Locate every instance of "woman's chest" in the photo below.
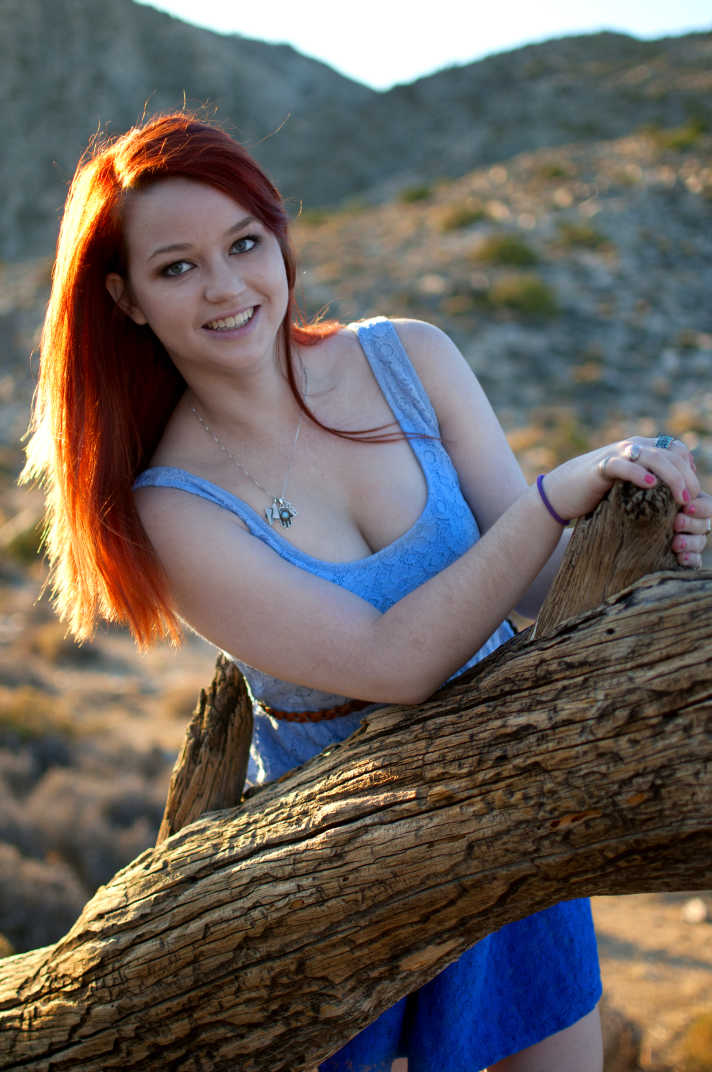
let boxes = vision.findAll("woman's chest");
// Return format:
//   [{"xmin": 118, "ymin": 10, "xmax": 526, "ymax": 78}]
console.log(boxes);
[{"xmin": 274, "ymin": 429, "xmax": 432, "ymax": 562}]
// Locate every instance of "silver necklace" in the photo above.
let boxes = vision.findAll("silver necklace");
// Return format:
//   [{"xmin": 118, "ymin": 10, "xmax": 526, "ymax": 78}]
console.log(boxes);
[{"xmin": 191, "ymin": 396, "xmax": 304, "ymax": 529}]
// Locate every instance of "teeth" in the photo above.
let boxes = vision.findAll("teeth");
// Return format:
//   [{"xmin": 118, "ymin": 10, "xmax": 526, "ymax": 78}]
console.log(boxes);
[{"xmin": 206, "ymin": 308, "xmax": 254, "ymax": 330}]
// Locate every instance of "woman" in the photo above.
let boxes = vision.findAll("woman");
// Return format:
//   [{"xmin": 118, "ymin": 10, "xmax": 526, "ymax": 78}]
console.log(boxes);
[{"xmin": 23, "ymin": 113, "xmax": 710, "ymax": 1072}]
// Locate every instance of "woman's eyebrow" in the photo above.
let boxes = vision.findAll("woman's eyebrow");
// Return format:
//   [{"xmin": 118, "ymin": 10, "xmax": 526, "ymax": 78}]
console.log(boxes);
[{"xmin": 147, "ymin": 215, "xmax": 258, "ymax": 261}]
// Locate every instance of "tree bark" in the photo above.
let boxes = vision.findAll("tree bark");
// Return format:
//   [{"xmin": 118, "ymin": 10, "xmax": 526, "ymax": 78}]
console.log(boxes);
[
  {"xmin": 1, "ymin": 484, "xmax": 710, "ymax": 1071},
  {"xmin": 156, "ymin": 655, "xmax": 252, "ymax": 844},
  {"xmin": 534, "ymin": 478, "xmax": 680, "ymax": 638}
]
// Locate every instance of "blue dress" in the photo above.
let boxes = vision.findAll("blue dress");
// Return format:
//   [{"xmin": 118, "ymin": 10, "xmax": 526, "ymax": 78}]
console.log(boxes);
[{"xmin": 134, "ymin": 318, "xmax": 601, "ymax": 1071}]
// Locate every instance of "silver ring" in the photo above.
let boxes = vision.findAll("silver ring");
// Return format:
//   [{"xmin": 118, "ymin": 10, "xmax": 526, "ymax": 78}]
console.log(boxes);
[
  {"xmin": 598, "ymin": 454, "xmax": 614, "ymax": 478},
  {"xmin": 625, "ymin": 442, "xmax": 642, "ymax": 462},
  {"xmin": 707, "ymin": 518, "xmax": 711, "ymax": 534},
  {"xmin": 656, "ymin": 434, "xmax": 674, "ymax": 449}
]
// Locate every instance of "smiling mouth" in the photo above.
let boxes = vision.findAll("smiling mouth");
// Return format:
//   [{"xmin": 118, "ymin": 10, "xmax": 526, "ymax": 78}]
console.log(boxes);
[{"xmin": 204, "ymin": 307, "xmax": 256, "ymax": 331}]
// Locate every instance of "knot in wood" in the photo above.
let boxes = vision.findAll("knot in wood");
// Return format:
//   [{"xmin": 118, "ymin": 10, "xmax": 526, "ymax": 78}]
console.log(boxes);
[{"xmin": 618, "ymin": 481, "xmax": 676, "ymax": 523}]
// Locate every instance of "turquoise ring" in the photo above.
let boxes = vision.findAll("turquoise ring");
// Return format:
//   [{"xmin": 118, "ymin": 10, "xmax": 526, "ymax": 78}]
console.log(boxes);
[{"xmin": 656, "ymin": 434, "xmax": 675, "ymax": 449}]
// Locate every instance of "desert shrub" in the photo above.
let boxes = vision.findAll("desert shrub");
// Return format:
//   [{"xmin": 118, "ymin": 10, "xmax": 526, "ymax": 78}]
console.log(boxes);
[
  {"xmin": 26, "ymin": 767, "xmax": 164, "ymax": 890},
  {"xmin": 472, "ymin": 233, "xmax": 539, "ymax": 266},
  {"xmin": 297, "ymin": 207, "xmax": 330, "ymax": 225},
  {"xmin": 535, "ymin": 160, "xmax": 574, "ymax": 181},
  {"xmin": 681, "ymin": 1011, "xmax": 712, "ymax": 1072},
  {"xmin": 160, "ymin": 682, "xmax": 202, "ymax": 721},
  {"xmin": 439, "ymin": 200, "xmax": 487, "ymax": 231},
  {"xmin": 0, "ymin": 446, "xmax": 23, "ymax": 479},
  {"xmin": 400, "ymin": 183, "xmax": 432, "ymax": 204},
  {"xmin": 23, "ymin": 620, "xmax": 99, "ymax": 665},
  {"xmin": 441, "ymin": 292, "xmax": 480, "ymax": 316},
  {"xmin": 543, "ymin": 411, "xmax": 590, "ymax": 458},
  {"xmin": 0, "ymin": 841, "xmax": 87, "ymax": 952},
  {"xmin": 5, "ymin": 520, "xmax": 44, "ymax": 566},
  {"xmin": 0, "ymin": 686, "xmax": 74, "ymax": 743},
  {"xmin": 644, "ymin": 117, "xmax": 708, "ymax": 152},
  {"xmin": 487, "ymin": 273, "xmax": 557, "ymax": 317},
  {"xmin": 556, "ymin": 221, "xmax": 610, "ymax": 250}
]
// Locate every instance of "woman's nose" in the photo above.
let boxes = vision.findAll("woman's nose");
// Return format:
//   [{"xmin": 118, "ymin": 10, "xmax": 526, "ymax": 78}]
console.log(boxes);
[{"xmin": 203, "ymin": 257, "xmax": 246, "ymax": 303}]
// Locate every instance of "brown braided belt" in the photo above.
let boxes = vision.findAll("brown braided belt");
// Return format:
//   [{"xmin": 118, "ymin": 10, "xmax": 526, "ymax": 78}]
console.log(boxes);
[{"xmin": 259, "ymin": 697, "xmax": 372, "ymax": 723}]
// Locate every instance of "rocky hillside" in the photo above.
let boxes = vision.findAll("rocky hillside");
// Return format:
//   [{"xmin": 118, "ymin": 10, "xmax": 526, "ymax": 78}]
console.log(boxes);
[
  {"xmin": 294, "ymin": 130, "xmax": 712, "ymax": 444},
  {"xmin": 1, "ymin": 0, "xmax": 711, "ymax": 256},
  {"xmin": 1, "ymin": 0, "xmax": 372, "ymax": 258}
]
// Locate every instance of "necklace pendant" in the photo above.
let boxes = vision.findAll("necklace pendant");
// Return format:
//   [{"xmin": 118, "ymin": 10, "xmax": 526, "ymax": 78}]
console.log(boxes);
[{"xmin": 266, "ymin": 497, "xmax": 297, "ymax": 529}]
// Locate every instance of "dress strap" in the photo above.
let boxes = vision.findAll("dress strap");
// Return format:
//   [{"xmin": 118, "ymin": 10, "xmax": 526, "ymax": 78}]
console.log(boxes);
[{"xmin": 354, "ymin": 318, "xmax": 441, "ymax": 438}]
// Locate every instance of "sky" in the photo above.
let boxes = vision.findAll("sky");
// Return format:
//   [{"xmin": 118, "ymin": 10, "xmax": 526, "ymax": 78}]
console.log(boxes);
[{"xmin": 134, "ymin": 0, "xmax": 712, "ymax": 90}]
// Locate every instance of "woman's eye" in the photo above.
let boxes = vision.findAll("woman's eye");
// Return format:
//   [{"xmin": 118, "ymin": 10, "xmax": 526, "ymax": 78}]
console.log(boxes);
[
  {"xmin": 231, "ymin": 235, "xmax": 258, "ymax": 254},
  {"xmin": 161, "ymin": 260, "xmax": 193, "ymax": 278}
]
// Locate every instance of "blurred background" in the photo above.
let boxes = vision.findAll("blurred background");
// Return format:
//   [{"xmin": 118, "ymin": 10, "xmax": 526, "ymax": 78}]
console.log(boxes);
[{"xmin": 1, "ymin": 1, "xmax": 711, "ymax": 1066}]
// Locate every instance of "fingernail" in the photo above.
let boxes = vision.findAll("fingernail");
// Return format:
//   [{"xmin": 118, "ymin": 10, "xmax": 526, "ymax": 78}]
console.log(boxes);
[
  {"xmin": 686, "ymin": 503, "xmax": 697, "ymax": 515},
  {"xmin": 679, "ymin": 537, "xmax": 687, "ymax": 549},
  {"xmin": 683, "ymin": 489, "xmax": 690, "ymax": 503},
  {"xmin": 691, "ymin": 456, "xmax": 697, "ymax": 472},
  {"xmin": 644, "ymin": 474, "xmax": 656, "ymax": 485}
]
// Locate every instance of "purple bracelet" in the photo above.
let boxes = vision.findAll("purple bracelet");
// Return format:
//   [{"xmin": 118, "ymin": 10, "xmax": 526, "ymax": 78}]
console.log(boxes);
[{"xmin": 536, "ymin": 474, "xmax": 570, "ymax": 526}]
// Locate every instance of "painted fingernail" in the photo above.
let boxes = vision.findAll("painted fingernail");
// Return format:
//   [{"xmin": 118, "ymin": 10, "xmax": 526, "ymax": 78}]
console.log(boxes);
[
  {"xmin": 644, "ymin": 474, "xmax": 656, "ymax": 485},
  {"xmin": 683, "ymin": 489, "xmax": 691, "ymax": 503},
  {"xmin": 686, "ymin": 503, "xmax": 696, "ymax": 515},
  {"xmin": 679, "ymin": 537, "xmax": 687, "ymax": 549}
]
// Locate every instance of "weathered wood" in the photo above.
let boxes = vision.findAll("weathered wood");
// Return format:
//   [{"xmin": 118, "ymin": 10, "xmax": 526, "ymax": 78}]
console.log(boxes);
[
  {"xmin": 156, "ymin": 654, "xmax": 252, "ymax": 844},
  {"xmin": 534, "ymin": 479, "xmax": 679, "ymax": 637},
  {"xmin": 1, "ymin": 482, "xmax": 709, "ymax": 1071},
  {"xmin": 1, "ymin": 566, "xmax": 711, "ymax": 1070}
]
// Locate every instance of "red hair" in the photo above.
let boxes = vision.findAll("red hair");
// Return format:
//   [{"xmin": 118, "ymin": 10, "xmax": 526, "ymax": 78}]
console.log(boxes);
[{"xmin": 22, "ymin": 113, "xmax": 342, "ymax": 647}]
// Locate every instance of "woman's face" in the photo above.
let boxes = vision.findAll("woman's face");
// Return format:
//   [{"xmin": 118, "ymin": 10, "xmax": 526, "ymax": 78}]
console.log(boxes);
[{"xmin": 106, "ymin": 177, "xmax": 289, "ymax": 380}]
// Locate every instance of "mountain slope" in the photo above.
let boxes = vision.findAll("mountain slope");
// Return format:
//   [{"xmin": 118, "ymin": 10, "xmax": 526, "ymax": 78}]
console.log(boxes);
[{"xmin": 1, "ymin": 0, "xmax": 710, "ymax": 258}]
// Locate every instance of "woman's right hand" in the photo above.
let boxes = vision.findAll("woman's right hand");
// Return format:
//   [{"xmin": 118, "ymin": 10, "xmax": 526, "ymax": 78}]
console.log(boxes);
[{"xmin": 539, "ymin": 436, "xmax": 701, "ymax": 526}]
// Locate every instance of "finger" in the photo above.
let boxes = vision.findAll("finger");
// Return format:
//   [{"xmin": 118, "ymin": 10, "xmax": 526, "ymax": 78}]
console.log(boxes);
[
  {"xmin": 684, "ymin": 492, "xmax": 712, "ymax": 520},
  {"xmin": 674, "ymin": 512, "xmax": 712, "ymax": 535},
  {"xmin": 621, "ymin": 442, "xmax": 695, "ymax": 505},
  {"xmin": 651, "ymin": 438, "xmax": 701, "ymax": 499},
  {"xmin": 676, "ymin": 550, "xmax": 702, "ymax": 569},
  {"xmin": 596, "ymin": 453, "xmax": 657, "ymax": 490},
  {"xmin": 672, "ymin": 533, "xmax": 707, "ymax": 555}
]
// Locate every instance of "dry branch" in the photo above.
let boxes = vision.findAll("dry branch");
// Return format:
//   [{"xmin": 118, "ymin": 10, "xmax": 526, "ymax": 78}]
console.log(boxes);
[
  {"xmin": 0, "ymin": 482, "xmax": 709, "ymax": 1071},
  {"xmin": 156, "ymin": 655, "xmax": 252, "ymax": 844},
  {"xmin": 534, "ymin": 479, "xmax": 680, "ymax": 637}
]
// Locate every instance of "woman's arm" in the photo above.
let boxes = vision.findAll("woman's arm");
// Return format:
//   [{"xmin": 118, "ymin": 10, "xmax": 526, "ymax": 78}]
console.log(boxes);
[
  {"xmin": 136, "ymin": 478, "xmax": 567, "ymax": 706},
  {"xmin": 394, "ymin": 319, "xmax": 707, "ymax": 618},
  {"xmin": 136, "ymin": 422, "xmax": 701, "ymax": 711}
]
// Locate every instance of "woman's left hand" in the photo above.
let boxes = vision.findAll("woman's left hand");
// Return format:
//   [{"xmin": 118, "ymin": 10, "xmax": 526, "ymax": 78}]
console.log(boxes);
[{"xmin": 673, "ymin": 489, "xmax": 712, "ymax": 568}]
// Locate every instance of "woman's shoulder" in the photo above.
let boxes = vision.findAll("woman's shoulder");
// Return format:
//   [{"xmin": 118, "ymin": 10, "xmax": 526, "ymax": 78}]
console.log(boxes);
[
  {"xmin": 385, "ymin": 318, "xmax": 484, "ymax": 414},
  {"xmin": 346, "ymin": 315, "xmax": 446, "ymax": 347},
  {"xmin": 304, "ymin": 316, "xmax": 451, "ymax": 369}
]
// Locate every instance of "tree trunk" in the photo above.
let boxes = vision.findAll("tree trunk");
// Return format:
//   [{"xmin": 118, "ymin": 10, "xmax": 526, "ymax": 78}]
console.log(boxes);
[{"xmin": 1, "ymin": 484, "xmax": 710, "ymax": 1071}]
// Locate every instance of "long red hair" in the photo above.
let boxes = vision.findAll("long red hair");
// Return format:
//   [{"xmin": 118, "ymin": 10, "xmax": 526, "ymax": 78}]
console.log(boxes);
[{"xmin": 22, "ymin": 112, "xmax": 342, "ymax": 647}]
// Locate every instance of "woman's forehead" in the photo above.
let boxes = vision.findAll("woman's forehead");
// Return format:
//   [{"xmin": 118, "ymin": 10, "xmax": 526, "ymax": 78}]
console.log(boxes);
[{"xmin": 121, "ymin": 178, "xmax": 254, "ymax": 254}]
